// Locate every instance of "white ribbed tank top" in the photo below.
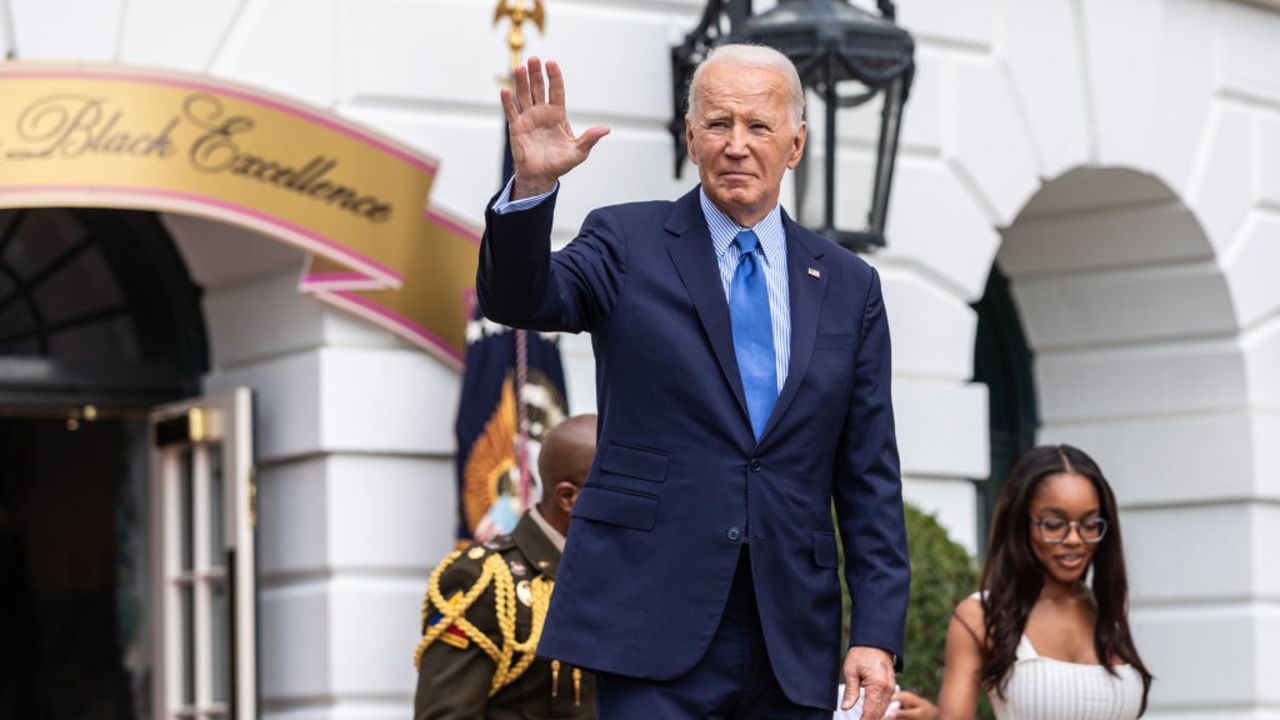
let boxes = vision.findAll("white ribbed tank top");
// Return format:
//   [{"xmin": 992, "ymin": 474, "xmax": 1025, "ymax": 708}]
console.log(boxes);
[
  {"xmin": 968, "ymin": 595, "xmax": 1145, "ymax": 720},
  {"xmin": 987, "ymin": 635, "xmax": 1144, "ymax": 720}
]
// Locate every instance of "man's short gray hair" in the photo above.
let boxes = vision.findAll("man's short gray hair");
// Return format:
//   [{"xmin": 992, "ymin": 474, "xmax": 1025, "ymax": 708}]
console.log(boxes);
[{"xmin": 686, "ymin": 44, "xmax": 805, "ymax": 129}]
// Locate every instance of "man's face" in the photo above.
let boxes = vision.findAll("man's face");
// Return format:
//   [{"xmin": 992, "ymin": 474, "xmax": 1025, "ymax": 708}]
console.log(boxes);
[{"xmin": 686, "ymin": 62, "xmax": 806, "ymax": 227}]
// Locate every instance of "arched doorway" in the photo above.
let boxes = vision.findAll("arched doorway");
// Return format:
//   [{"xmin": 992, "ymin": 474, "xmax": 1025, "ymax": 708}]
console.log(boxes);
[
  {"xmin": 980, "ymin": 166, "xmax": 1258, "ymax": 711},
  {"xmin": 0, "ymin": 207, "xmax": 208, "ymax": 719},
  {"xmin": 0, "ymin": 207, "xmax": 208, "ymax": 407},
  {"xmin": 973, "ymin": 166, "xmax": 1242, "ymax": 539}
]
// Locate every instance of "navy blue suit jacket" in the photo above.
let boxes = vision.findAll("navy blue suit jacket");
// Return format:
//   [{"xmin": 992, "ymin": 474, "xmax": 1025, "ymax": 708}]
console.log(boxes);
[{"xmin": 477, "ymin": 186, "xmax": 909, "ymax": 711}]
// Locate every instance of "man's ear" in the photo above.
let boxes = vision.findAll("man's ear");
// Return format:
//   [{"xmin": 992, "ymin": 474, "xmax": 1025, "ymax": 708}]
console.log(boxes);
[
  {"xmin": 556, "ymin": 481, "xmax": 581, "ymax": 514},
  {"xmin": 787, "ymin": 120, "xmax": 807, "ymax": 170},
  {"xmin": 686, "ymin": 116, "xmax": 700, "ymax": 167}
]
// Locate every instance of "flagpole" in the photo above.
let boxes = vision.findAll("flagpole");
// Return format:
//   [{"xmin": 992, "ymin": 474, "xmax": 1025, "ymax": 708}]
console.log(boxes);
[
  {"xmin": 494, "ymin": 0, "xmax": 546, "ymax": 510},
  {"xmin": 2, "ymin": 0, "xmax": 18, "ymax": 60}
]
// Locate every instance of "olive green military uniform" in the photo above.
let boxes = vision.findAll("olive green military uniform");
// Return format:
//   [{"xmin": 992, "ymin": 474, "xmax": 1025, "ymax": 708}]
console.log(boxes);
[{"xmin": 414, "ymin": 511, "xmax": 595, "ymax": 720}]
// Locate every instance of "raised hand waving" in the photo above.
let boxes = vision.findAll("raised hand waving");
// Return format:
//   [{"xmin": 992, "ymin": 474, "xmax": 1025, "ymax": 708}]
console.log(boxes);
[{"xmin": 501, "ymin": 57, "xmax": 610, "ymax": 200}]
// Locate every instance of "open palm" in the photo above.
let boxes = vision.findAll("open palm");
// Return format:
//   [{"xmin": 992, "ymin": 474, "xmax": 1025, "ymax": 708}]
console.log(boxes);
[{"xmin": 501, "ymin": 58, "xmax": 609, "ymax": 199}]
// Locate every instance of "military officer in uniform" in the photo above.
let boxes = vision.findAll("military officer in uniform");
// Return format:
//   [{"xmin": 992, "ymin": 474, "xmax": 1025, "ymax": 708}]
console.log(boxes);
[{"xmin": 414, "ymin": 414, "xmax": 598, "ymax": 719}]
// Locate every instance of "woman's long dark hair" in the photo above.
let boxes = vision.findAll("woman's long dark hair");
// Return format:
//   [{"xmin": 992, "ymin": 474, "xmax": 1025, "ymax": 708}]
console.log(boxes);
[{"xmin": 978, "ymin": 444, "xmax": 1153, "ymax": 714}]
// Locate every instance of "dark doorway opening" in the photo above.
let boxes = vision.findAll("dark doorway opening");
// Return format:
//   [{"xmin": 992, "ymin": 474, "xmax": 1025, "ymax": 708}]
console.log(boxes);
[
  {"xmin": 0, "ymin": 207, "xmax": 207, "ymax": 719},
  {"xmin": 972, "ymin": 263, "xmax": 1039, "ymax": 554},
  {"xmin": 0, "ymin": 416, "xmax": 150, "ymax": 719}
]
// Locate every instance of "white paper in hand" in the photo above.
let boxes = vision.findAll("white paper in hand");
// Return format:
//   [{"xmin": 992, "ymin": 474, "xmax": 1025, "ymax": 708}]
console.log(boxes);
[
  {"xmin": 832, "ymin": 684, "xmax": 902, "ymax": 720},
  {"xmin": 833, "ymin": 684, "xmax": 864, "ymax": 720}
]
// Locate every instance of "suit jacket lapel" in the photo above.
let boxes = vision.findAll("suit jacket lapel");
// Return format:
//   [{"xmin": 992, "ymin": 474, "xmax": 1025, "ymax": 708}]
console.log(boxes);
[
  {"xmin": 759, "ymin": 215, "xmax": 828, "ymax": 445},
  {"xmin": 664, "ymin": 189, "xmax": 751, "ymax": 427}
]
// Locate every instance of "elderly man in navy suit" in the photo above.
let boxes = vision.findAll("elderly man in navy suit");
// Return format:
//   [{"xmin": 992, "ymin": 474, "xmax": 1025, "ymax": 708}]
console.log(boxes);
[{"xmin": 477, "ymin": 44, "xmax": 910, "ymax": 720}]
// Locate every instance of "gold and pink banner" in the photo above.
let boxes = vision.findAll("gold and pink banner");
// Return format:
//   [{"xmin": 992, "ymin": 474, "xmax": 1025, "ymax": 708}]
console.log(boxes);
[{"xmin": 0, "ymin": 62, "xmax": 478, "ymax": 368}]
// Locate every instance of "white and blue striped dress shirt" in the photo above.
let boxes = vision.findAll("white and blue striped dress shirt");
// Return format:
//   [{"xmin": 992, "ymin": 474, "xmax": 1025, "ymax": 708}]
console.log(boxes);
[
  {"xmin": 698, "ymin": 189, "xmax": 790, "ymax": 393},
  {"xmin": 492, "ymin": 179, "xmax": 792, "ymax": 392}
]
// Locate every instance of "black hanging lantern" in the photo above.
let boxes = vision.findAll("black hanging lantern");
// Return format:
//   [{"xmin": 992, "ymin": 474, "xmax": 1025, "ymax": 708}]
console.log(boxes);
[{"xmin": 670, "ymin": 0, "xmax": 914, "ymax": 252}]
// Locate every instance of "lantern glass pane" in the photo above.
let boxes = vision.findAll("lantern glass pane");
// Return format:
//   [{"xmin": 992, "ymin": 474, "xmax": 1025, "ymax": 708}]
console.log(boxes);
[
  {"xmin": 832, "ymin": 80, "xmax": 882, "ymax": 146},
  {"xmin": 869, "ymin": 76, "xmax": 906, "ymax": 234},
  {"xmin": 795, "ymin": 84, "xmax": 880, "ymax": 232}
]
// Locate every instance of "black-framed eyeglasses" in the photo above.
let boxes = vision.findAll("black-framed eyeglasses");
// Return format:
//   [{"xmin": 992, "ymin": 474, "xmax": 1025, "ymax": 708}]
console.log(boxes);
[{"xmin": 1030, "ymin": 516, "xmax": 1108, "ymax": 544}]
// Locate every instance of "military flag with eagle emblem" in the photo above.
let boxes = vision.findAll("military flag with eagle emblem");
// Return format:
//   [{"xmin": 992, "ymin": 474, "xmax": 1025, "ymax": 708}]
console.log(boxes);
[{"xmin": 454, "ymin": 312, "xmax": 567, "ymax": 542}]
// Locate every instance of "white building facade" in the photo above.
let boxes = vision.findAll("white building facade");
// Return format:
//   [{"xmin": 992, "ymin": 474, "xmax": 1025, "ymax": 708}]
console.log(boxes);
[{"xmin": 0, "ymin": 0, "xmax": 1277, "ymax": 718}]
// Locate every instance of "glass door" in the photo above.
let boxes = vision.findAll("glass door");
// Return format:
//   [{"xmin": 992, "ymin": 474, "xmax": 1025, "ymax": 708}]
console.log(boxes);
[{"xmin": 149, "ymin": 389, "xmax": 256, "ymax": 720}]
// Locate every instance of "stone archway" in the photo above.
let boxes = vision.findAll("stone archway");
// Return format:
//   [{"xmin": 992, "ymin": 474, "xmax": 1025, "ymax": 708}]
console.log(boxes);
[
  {"xmin": 990, "ymin": 165, "xmax": 1278, "ymax": 714},
  {"xmin": 999, "ymin": 166, "xmax": 1245, "ymax": 504}
]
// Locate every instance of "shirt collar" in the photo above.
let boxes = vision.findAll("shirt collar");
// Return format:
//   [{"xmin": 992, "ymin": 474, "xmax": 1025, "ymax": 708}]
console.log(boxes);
[
  {"xmin": 528, "ymin": 505, "xmax": 566, "ymax": 553},
  {"xmin": 699, "ymin": 188, "xmax": 786, "ymax": 267}
]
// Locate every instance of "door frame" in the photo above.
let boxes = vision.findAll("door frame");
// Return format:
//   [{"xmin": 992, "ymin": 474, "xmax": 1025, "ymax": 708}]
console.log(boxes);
[{"xmin": 149, "ymin": 388, "xmax": 256, "ymax": 720}]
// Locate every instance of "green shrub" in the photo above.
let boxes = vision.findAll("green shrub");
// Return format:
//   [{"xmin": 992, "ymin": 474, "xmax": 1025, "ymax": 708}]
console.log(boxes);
[
  {"xmin": 836, "ymin": 501, "xmax": 993, "ymax": 719},
  {"xmin": 900, "ymin": 504, "xmax": 984, "ymax": 714}
]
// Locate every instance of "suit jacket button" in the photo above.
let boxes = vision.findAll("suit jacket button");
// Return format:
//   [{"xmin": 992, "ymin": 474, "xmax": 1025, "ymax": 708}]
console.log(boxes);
[
  {"xmin": 727, "ymin": 527, "xmax": 741, "ymax": 541},
  {"xmin": 749, "ymin": 459, "xmax": 762, "ymax": 472}
]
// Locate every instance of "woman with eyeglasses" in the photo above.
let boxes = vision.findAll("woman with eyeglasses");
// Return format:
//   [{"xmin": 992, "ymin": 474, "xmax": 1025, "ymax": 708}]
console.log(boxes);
[{"xmin": 890, "ymin": 445, "xmax": 1153, "ymax": 720}]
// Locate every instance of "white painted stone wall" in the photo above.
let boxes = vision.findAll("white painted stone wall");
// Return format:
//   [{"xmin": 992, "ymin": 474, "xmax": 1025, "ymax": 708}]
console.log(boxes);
[
  {"xmin": 160, "ymin": 214, "xmax": 462, "ymax": 718},
  {"xmin": 5, "ymin": 0, "xmax": 1279, "ymax": 717}
]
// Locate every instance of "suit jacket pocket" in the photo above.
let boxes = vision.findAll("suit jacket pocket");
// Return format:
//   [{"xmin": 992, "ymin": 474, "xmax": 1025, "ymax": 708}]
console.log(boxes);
[
  {"xmin": 571, "ymin": 485, "xmax": 659, "ymax": 531},
  {"xmin": 599, "ymin": 442, "xmax": 668, "ymax": 482},
  {"xmin": 814, "ymin": 333, "xmax": 855, "ymax": 351},
  {"xmin": 812, "ymin": 530, "xmax": 839, "ymax": 568}
]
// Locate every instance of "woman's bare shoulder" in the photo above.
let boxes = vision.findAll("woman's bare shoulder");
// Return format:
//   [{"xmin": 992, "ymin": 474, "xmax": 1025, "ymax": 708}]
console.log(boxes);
[
  {"xmin": 947, "ymin": 594, "xmax": 988, "ymax": 659},
  {"xmin": 955, "ymin": 594, "xmax": 985, "ymax": 624}
]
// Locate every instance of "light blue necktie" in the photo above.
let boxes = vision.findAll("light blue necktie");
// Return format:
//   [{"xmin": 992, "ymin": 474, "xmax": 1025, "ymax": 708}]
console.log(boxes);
[{"xmin": 729, "ymin": 229, "xmax": 778, "ymax": 441}]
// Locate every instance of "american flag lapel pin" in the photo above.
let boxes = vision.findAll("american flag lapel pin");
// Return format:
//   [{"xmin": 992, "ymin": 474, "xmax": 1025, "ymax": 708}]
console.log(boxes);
[{"xmin": 807, "ymin": 267, "xmax": 821, "ymax": 279}]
